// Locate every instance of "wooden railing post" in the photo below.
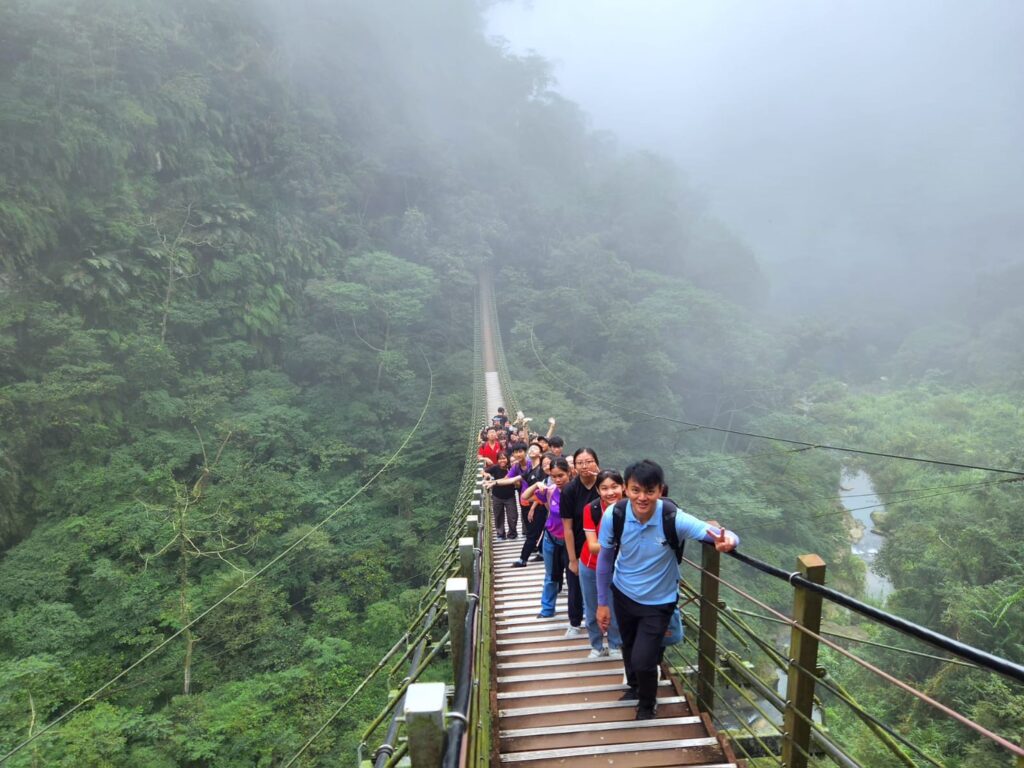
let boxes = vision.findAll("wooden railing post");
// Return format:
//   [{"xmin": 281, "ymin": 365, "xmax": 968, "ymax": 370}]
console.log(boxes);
[
  {"xmin": 405, "ymin": 682, "xmax": 446, "ymax": 767},
  {"xmin": 696, "ymin": 544, "xmax": 721, "ymax": 716},
  {"xmin": 447, "ymin": 577, "xmax": 468, "ymax": 678},
  {"xmin": 458, "ymin": 537, "xmax": 475, "ymax": 580},
  {"xmin": 782, "ymin": 554, "xmax": 826, "ymax": 768}
]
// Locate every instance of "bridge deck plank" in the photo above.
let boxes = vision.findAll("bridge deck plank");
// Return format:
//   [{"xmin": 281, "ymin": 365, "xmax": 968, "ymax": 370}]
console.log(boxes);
[{"xmin": 491, "ymin": 527, "xmax": 736, "ymax": 767}]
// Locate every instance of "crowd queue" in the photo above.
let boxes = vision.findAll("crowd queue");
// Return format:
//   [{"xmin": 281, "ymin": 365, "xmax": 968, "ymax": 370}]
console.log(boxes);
[{"xmin": 479, "ymin": 407, "xmax": 740, "ymax": 720}]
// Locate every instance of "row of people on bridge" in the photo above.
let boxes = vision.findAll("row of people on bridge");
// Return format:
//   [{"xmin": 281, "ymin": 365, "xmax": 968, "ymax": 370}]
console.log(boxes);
[{"xmin": 479, "ymin": 409, "xmax": 740, "ymax": 721}]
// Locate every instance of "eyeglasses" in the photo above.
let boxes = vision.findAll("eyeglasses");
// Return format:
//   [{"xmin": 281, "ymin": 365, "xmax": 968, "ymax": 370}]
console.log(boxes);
[{"xmin": 575, "ymin": 459, "xmax": 597, "ymax": 467}]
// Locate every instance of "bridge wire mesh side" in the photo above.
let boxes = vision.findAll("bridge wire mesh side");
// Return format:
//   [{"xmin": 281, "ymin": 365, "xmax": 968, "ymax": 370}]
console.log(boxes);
[
  {"xmin": 664, "ymin": 545, "xmax": 1024, "ymax": 768},
  {"xmin": 358, "ymin": 296, "xmax": 492, "ymax": 766}
]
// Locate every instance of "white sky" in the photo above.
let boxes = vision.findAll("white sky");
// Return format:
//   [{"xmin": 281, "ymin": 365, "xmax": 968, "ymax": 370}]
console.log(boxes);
[{"xmin": 486, "ymin": 1, "xmax": 1024, "ymax": 305}]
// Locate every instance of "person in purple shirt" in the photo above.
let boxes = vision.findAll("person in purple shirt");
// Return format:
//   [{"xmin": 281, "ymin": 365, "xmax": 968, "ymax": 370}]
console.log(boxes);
[
  {"xmin": 483, "ymin": 442, "xmax": 531, "ymax": 540},
  {"xmin": 522, "ymin": 456, "xmax": 572, "ymax": 618}
]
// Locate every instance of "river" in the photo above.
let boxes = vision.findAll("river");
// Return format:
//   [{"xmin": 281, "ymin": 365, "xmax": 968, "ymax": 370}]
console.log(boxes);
[{"xmin": 839, "ymin": 469, "xmax": 894, "ymax": 602}]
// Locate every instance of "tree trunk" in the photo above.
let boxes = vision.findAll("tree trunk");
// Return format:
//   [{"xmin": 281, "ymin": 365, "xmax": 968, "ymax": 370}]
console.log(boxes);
[
  {"xmin": 160, "ymin": 258, "xmax": 174, "ymax": 345},
  {"xmin": 178, "ymin": 507, "xmax": 193, "ymax": 695},
  {"xmin": 375, "ymin": 321, "xmax": 390, "ymax": 393}
]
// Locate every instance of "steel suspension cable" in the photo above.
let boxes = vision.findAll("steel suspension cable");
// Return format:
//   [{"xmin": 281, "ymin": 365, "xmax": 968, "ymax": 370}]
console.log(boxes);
[
  {"xmin": 529, "ymin": 326, "xmax": 1024, "ymax": 477},
  {"xmin": 719, "ymin": 548, "xmax": 1024, "ymax": 683},
  {"xmin": 684, "ymin": 549, "xmax": 1024, "ymax": 758}
]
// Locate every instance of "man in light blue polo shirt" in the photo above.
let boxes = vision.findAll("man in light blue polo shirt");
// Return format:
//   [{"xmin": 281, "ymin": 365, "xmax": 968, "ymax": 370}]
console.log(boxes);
[{"xmin": 596, "ymin": 459, "xmax": 739, "ymax": 720}]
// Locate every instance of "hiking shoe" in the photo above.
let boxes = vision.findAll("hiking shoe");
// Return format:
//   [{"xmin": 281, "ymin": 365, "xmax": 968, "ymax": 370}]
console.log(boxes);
[
  {"xmin": 507, "ymin": 532, "xmax": 518, "ymax": 539},
  {"xmin": 635, "ymin": 703, "xmax": 658, "ymax": 720},
  {"xmin": 496, "ymin": 533, "xmax": 506, "ymax": 540},
  {"xmin": 530, "ymin": 553, "xmax": 543, "ymax": 562},
  {"xmin": 510, "ymin": 559, "xmax": 526, "ymax": 568},
  {"xmin": 536, "ymin": 612, "xmax": 554, "ymax": 619},
  {"xmin": 565, "ymin": 625, "xmax": 584, "ymax": 638},
  {"xmin": 618, "ymin": 687, "xmax": 638, "ymax": 701},
  {"xmin": 587, "ymin": 647, "xmax": 609, "ymax": 659},
  {"xmin": 608, "ymin": 647, "xmax": 623, "ymax": 659}
]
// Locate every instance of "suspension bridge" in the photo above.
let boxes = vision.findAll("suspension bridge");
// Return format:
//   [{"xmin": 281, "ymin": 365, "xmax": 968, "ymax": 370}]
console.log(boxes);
[{"xmin": 355, "ymin": 279, "xmax": 1024, "ymax": 768}]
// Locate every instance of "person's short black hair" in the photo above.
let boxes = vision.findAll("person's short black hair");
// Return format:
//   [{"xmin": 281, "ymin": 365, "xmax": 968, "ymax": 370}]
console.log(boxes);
[
  {"xmin": 548, "ymin": 435, "xmax": 565, "ymax": 448},
  {"xmin": 508, "ymin": 441, "xmax": 528, "ymax": 453},
  {"xmin": 537, "ymin": 435, "xmax": 549, "ymax": 445},
  {"xmin": 497, "ymin": 407, "xmax": 506, "ymax": 414},
  {"xmin": 624, "ymin": 459, "xmax": 665, "ymax": 490},
  {"xmin": 596, "ymin": 469, "xmax": 624, "ymax": 487}
]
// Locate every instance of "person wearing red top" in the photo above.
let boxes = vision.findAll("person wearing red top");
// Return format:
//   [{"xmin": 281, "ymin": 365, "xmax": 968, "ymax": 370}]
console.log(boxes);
[
  {"xmin": 579, "ymin": 469, "xmax": 624, "ymax": 658},
  {"xmin": 478, "ymin": 427, "xmax": 502, "ymax": 464}
]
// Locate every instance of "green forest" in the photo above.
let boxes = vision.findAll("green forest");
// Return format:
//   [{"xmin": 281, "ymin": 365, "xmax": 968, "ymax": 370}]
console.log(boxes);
[{"xmin": 0, "ymin": 0, "xmax": 1021, "ymax": 765}]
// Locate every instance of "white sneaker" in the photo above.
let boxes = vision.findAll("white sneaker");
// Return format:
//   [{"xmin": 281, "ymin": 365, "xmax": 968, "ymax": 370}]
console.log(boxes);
[
  {"xmin": 587, "ymin": 647, "xmax": 609, "ymax": 659},
  {"xmin": 565, "ymin": 625, "xmax": 584, "ymax": 638},
  {"xmin": 608, "ymin": 648, "xmax": 623, "ymax": 659}
]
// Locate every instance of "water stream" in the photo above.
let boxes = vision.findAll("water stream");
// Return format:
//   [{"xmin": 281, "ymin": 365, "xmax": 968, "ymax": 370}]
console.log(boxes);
[{"xmin": 839, "ymin": 468, "xmax": 894, "ymax": 601}]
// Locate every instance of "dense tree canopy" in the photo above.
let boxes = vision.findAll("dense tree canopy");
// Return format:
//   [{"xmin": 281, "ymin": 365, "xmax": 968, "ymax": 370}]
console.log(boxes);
[{"xmin": 0, "ymin": 0, "xmax": 1020, "ymax": 765}]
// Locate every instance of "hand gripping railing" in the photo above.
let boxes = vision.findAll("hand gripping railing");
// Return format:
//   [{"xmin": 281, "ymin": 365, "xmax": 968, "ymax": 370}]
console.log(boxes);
[{"xmin": 661, "ymin": 544, "xmax": 1024, "ymax": 768}]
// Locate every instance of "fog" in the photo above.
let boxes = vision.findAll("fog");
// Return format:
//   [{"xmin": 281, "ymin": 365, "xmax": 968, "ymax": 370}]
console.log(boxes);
[{"xmin": 486, "ymin": 1, "xmax": 1024, "ymax": 316}]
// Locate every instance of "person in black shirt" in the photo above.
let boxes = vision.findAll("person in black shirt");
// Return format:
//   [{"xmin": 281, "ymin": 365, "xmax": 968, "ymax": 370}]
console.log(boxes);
[
  {"xmin": 492, "ymin": 407, "xmax": 509, "ymax": 428},
  {"xmin": 560, "ymin": 447, "xmax": 601, "ymax": 637},
  {"xmin": 483, "ymin": 452, "xmax": 518, "ymax": 539}
]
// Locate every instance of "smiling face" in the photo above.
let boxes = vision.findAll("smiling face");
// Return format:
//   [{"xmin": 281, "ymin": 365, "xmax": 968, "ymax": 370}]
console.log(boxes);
[
  {"xmin": 496, "ymin": 453, "xmax": 509, "ymax": 469},
  {"xmin": 598, "ymin": 476, "xmax": 623, "ymax": 506},
  {"xmin": 527, "ymin": 444, "xmax": 541, "ymax": 462},
  {"xmin": 625, "ymin": 478, "xmax": 663, "ymax": 517}
]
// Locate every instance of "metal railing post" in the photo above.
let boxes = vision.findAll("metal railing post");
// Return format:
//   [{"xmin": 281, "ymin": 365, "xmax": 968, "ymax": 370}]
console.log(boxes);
[
  {"xmin": 782, "ymin": 554, "xmax": 826, "ymax": 768},
  {"xmin": 696, "ymin": 544, "xmax": 722, "ymax": 716},
  {"xmin": 405, "ymin": 682, "xmax": 447, "ymax": 767}
]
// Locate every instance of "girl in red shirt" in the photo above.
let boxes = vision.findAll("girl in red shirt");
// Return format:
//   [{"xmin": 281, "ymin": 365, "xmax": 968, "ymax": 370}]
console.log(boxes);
[{"xmin": 580, "ymin": 469, "xmax": 624, "ymax": 658}]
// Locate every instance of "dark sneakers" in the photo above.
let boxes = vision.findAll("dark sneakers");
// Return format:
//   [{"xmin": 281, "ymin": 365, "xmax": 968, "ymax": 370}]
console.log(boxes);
[
  {"xmin": 510, "ymin": 559, "xmax": 527, "ymax": 568},
  {"xmin": 618, "ymin": 687, "xmax": 638, "ymax": 701},
  {"xmin": 635, "ymin": 703, "xmax": 658, "ymax": 720}
]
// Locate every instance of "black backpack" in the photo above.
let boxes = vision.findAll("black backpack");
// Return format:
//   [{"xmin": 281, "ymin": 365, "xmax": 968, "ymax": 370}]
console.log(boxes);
[{"xmin": 590, "ymin": 498, "xmax": 684, "ymax": 564}]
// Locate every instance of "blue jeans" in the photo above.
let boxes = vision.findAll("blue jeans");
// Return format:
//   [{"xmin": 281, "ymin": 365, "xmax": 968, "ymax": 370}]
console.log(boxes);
[
  {"xmin": 540, "ymin": 533, "xmax": 567, "ymax": 616},
  {"xmin": 579, "ymin": 562, "xmax": 621, "ymax": 651}
]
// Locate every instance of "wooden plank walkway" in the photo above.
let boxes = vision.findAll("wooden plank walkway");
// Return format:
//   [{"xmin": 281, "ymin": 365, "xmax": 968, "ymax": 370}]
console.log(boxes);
[{"xmin": 490, "ymin": 533, "xmax": 740, "ymax": 767}]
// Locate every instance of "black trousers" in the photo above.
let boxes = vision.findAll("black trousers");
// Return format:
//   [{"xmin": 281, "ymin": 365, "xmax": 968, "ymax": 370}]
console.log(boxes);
[
  {"xmin": 612, "ymin": 585, "xmax": 673, "ymax": 709},
  {"xmin": 518, "ymin": 505, "xmax": 547, "ymax": 561},
  {"xmin": 492, "ymin": 494, "xmax": 518, "ymax": 536},
  {"xmin": 565, "ymin": 554, "xmax": 584, "ymax": 627}
]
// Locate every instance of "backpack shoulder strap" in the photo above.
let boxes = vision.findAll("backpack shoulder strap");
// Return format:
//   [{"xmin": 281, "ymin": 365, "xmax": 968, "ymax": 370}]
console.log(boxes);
[
  {"xmin": 611, "ymin": 499, "xmax": 628, "ymax": 555},
  {"xmin": 660, "ymin": 498, "xmax": 684, "ymax": 563},
  {"xmin": 589, "ymin": 498, "xmax": 604, "ymax": 526}
]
